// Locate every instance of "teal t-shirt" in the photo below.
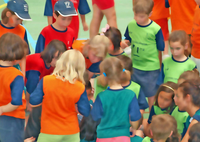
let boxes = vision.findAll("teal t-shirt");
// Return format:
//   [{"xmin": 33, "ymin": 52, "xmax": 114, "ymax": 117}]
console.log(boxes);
[
  {"xmin": 160, "ymin": 56, "xmax": 196, "ymax": 84},
  {"xmin": 127, "ymin": 20, "xmax": 162, "ymax": 71},
  {"xmin": 186, "ymin": 109, "xmax": 200, "ymax": 130},
  {"xmin": 171, "ymin": 106, "xmax": 189, "ymax": 136},
  {"xmin": 131, "ymin": 136, "xmax": 143, "ymax": 142}
]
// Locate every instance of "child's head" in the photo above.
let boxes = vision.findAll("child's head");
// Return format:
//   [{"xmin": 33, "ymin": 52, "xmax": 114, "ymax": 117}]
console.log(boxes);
[
  {"xmin": 133, "ymin": 0, "xmax": 154, "ymax": 25},
  {"xmin": 168, "ymin": 30, "xmax": 188, "ymax": 58},
  {"xmin": 100, "ymin": 57, "xmax": 124, "ymax": 84},
  {"xmin": 53, "ymin": 49, "xmax": 86, "ymax": 84},
  {"xmin": 175, "ymin": 79, "xmax": 200, "ymax": 111},
  {"xmin": 40, "ymin": 40, "xmax": 66, "ymax": 67},
  {"xmin": 53, "ymin": 0, "xmax": 77, "ymax": 27},
  {"xmin": 0, "ymin": 33, "xmax": 27, "ymax": 63},
  {"xmin": 150, "ymin": 114, "xmax": 176, "ymax": 141},
  {"xmin": 178, "ymin": 70, "xmax": 199, "ymax": 85},
  {"xmin": 1, "ymin": 0, "xmax": 31, "ymax": 26},
  {"xmin": 189, "ymin": 122, "xmax": 200, "ymax": 142},
  {"xmin": 117, "ymin": 55, "xmax": 133, "ymax": 83},
  {"xmin": 85, "ymin": 81, "xmax": 93, "ymax": 101},
  {"xmin": 104, "ymin": 27, "xmax": 122, "ymax": 53},
  {"xmin": 155, "ymin": 82, "xmax": 178, "ymax": 111},
  {"xmin": 86, "ymin": 35, "xmax": 111, "ymax": 63}
]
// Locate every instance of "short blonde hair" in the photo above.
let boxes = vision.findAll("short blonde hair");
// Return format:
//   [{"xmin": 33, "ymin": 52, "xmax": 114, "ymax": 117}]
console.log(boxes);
[
  {"xmin": 133, "ymin": 0, "xmax": 154, "ymax": 15},
  {"xmin": 52, "ymin": 49, "xmax": 86, "ymax": 84},
  {"xmin": 83, "ymin": 35, "xmax": 111, "ymax": 59}
]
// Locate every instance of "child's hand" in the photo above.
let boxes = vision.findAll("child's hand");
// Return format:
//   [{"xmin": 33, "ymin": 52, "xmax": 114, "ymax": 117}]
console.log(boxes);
[
  {"xmin": 83, "ymin": 22, "xmax": 89, "ymax": 31},
  {"xmin": 26, "ymin": 102, "xmax": 32, "ymax": 112},
  {"xmin": 24, "ymin": 137, "xmax": 35, "ymax": 142},
  {"xmin": 130, "ymin": 127, "xmax": 136, "ymax": 137}
]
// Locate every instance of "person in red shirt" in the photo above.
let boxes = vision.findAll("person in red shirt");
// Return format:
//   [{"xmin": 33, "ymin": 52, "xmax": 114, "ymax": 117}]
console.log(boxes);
[
  {"xmin": 0, "ymin": 33, "xmax": 27, "ymax": 142},
  {"xmin": 30, "ymin": 50, "xmax": 90, "ymax": 142},
  {"xmin": 191, "ymin": 0, "xmax": 200, "ymax": 72},
  {"xmin": 35, "ymin": 0, "xmax": 77, "ymax": 53}
]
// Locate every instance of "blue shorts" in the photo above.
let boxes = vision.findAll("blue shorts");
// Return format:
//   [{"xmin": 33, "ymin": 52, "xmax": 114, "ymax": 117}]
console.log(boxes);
[
  {"xmin": 0, "ymin": 116, "xmax": 25, "ymax": 142},
  {"xmin": 131, "ymin": 68, "xmax": 160, "ymax": 97}
]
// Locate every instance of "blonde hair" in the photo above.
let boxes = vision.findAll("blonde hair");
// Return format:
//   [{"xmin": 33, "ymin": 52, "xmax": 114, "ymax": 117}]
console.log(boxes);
[
  {"xmin": 52, "ymin": 49, "xmax": 86, "ymax": 84},
  {"xmin": 133, "ymin": 0, "xmax": 154, "ymax": 15},
  {"xmin": 83, "ymin": 35, "xmax": 111, "ymax": 59}
]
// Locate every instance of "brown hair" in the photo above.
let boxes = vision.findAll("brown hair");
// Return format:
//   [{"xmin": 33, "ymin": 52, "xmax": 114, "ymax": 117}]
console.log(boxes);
[
  {"xmin": 0, "ymin": 33, "xmax": 26, "ymax": 61},
  {"xmin": 189, "ymin": 122, "xmax": 200, "ymax": 142},
  {"xmin": 168, "ymin": 30, "xmax": 188, "ymax": 46},
  {"xmin": 100, "ymin": 57, "xmax": 124, "ymax": 83},
  {"xmin": 40, "ymin": 40, "xmax": 66, "ymax": 64},
  {"xmin": 178, "ymin": 70, "xmax": 199, "ymax": 85},
  {"xmin": 155, "ymin": 82, "xmax": 178, "ymax": 113},
  {"xmin": 179, "ymin": 79, "xmax": 200, "ymax": 106},
  {"xmin": 1, "ymin": 8, "xmax": 15, "ymax": 24},
  {"xmin": 54, "ymin": 11, "xmax": 60, "ymax": 17},
  {"xmin": 104, "ymin": 27, "xmax": 122, "ymax": 52},
  {"xmin": 133, "ymin": 0, "xmax": 154, "ymax": 15},
  {"xmin": 151, "ymin": 114, "xmax": 176, "ymax": 141}
]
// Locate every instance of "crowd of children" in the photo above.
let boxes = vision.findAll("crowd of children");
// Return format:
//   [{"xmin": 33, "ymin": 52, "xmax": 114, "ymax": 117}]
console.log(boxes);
[{"xmin": 1, "ymin": 0, "xmax": 200, "ymax": 142}]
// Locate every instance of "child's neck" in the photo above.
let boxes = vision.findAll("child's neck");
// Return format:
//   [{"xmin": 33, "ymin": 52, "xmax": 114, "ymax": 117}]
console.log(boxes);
[
  {"xmin": 173, "ymin": 54, "xmax": 187, "ymax": 62},
  {"xmin": 0, "ymin": 60, "xmax": 13, "ymax": 66},
  {"xmin": 186, "ymin": 104, "xmax": 200, "ymax": 117},
  {"xmin": 121, "ymin": 80, "xmax": 130, "ymax": 87},
  {"xmin": 1, "ymin": 21, "xmax": 12, "ymax": 28},
  {"xmin": 108, "ymin": 81, "xmax": 123, "ymax": 90},
  {"xmin": 109, "ymin": 48, "xmax": 123, "ymax": 55},
  {"xmin": 52, "ymin": 22, "xmax": 67, "ymax": 31},
  {"xmin": 139, "ymin": 19, "xmax": 151, "ymax": 26}
]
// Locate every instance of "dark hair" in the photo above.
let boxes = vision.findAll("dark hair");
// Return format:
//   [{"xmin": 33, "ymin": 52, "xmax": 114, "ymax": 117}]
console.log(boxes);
[
  {"xmin": 104, "ymin": 27, "xmax": 122, "ymax": 52},
  {"xmin": 189, "ymin": 122, "xmax": 200, "ymax": 142},
  {"xmin": 178, "ymin": 70, "xmax": 199, "ymax": 85},
  {"xmin": 86, "ymin": 81, "xmax": 92, "ymax": 90},
  {"xmin": 0, "ymin": 33, "xmax": 27, "ymax": 61},
  {"xmin": 169, "ymin": 30, "xmax": 188, "ymax": 46},
  {"xmin": 179, "ymin": 79, "xmax": 200, "ymax": 107},
  {"xmin": 155, "ymin": 82, "xmax": 178, "ymax": 113},
  {"xmin": 80, "ymin": 115, "xmax": 100, "ymax": 141},
  {"xmin": 133, "ymin": 0, "xmax": 154, "ymax": 15},
  {"xmin": 54, "ymin": 11, "xmax": 60, "ymax": 17},
  {"xmin": 1, "ymin": 8, "xmax": 15, "ymax": 24},
  {"xmin": 40, "ymin": 40, "xmax": 66, "ymax": 64}
]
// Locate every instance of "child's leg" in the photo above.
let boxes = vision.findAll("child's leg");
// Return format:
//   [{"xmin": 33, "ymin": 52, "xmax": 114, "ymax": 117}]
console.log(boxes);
[
  {"xmin": 89, "ymin": 4, "xmax": 104, "ymax": 38},
  {"xmin": 0, "ymin": 116, "xmax": 25, "ymax": 142},
  {"xmin": 101, "ymin": 7, "xmax": 117, "ymax": 28}
]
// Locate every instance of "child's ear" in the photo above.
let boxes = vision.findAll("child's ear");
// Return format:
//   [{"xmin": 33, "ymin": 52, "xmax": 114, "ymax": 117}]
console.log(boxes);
[
  {"xmin": 186, "ymin": 94, "xmax": 191, "ymax": 103},
  {"xmin": 148, "ymin": 11, "xmax": 153, "ymax": 17},
  {"xmin": 6, "ymin": 11, "xmax": 12, "ymax": 18},
  {"xmin": 53, "ymin": 12, "xmax": 58, "ymax": 20},
  {"xmin": 185, "ymin": 42, "xmax": 189, "ymax": 50},
  {"xmin": 150, "ymin": 129, "xmax": 153, "ymax": 137}
]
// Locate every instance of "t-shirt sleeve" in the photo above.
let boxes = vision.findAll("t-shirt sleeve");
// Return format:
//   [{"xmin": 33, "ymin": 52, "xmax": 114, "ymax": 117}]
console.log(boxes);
[
  {"xmin": 76, "ymin": 89, "xmax": 91, "ymax": 117},
  {"xmin": 35, "ymin": 34, "xmax": 45, "ymax": 53},
  {"xmin": 193, "ymin": 115, "xmax": 200, "ymax": 122},
  {"xmin": 88, "ymin": 61, "xmax": 101, "ymax": 73},
  {"xmin": 129, "ymin": 95, "xmax": 141, "ymax": 121},
  {"xmin": 124, "ymin": 26, "xmax": 132, "ymax": 43},
  {"xmin": 91, "ymin": 95, "xmax": 104, "ymax": 121},
  {"xmin": 138, "ymin": 89, "xmax": 149, "ymax": 110},
  {"xmin": 24, "ymin": 31, "xmax": 30, "ymax": 54},
  {"xmin": 148, "ymin": 106, "xmax": 156, "ymax": 124},
  {"xmin": 156, "ymin": 29, "xmax": 165, "ymax": 51},
  {"xmin": 26, "ymin": 70, "xmax": 41, "ymax": 94},
  {"xmin": 10, "ymin": 75, "xmax": 24, "ymax": 105},
  {"xmin": 156, "ymin": 63, "xmax": 164, "ymax": 86},
  {"xmin": 44, "ymin": 0, "xmax": 53, "ymax": 16},
  {"xmin": 30, "ymin": 78, "xmax": 44, "ymax": 105},
  {"xmin": 165, "ymin": 0, "xmax": 170, "ymax": 8},
  {"xmin": 78, "ymin": 0, "xmax": 91, "ymax": 15}
]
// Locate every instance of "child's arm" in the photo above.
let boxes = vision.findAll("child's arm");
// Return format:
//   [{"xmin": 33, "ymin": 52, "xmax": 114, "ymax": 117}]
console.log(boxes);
[
  {"xmin": 165, "ymin": 0, "xmax": 170, "ymax": 8},
  {"xmin": 35, "ymin": 34, "xmax": 46, "ymax": 53},
  {"xmin": 0, "ymin": 103, "xmax": 19, "ymax": 115},
  {"xmin": 156, "ymin": 63, "xmax": 165, "ymax": 87},
  {"xmin": 44, "ymin": 0, "xmax": 54, "ymax": 25},
  {"xmin": 181, "ymin": 119, "xmax": 198, "ymax": 142},
  {"xmin": 80, "ymin": 15, "xmax": 88, "ymax": 31},
  {"xmin": 122, "ymin": 26, "xmax": 131, "ymax": 49},
  {"xmin": 91, "ymin": 95, "xmax": 104, "ymax": 121}
]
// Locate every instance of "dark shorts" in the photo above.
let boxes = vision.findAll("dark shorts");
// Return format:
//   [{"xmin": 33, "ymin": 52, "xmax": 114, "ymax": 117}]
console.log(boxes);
[
  {"xmin": 0, "ymin": 116, "xmax": 25, "ymax": 142},
  {"xmin": 131, "ymin": 68, "xmax": 160, "ymax": 97},
  {"xmin": 24, "ymin": 106, "xmax": 42, "ymax": 141}
]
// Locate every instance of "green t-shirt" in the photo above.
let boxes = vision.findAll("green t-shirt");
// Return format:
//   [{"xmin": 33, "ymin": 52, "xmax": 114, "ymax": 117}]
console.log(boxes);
[
  {"xmin": 171, "ymin": 106, "xmax": 189, "ymax": 135},
  {"xmin": 127, "ymin": 20, "xmax": 161, "ymax": 71},
  {"xmin": 162, "ymin": 56, "xmax": 196, "ymax": 83},
  {"xmin": 125, "ymin": 81, "xmax": 140, "ymax": 99},
  {"xmin": 142, "ymin": 137, "xmax": 153, "ymax": 142},
  {"xmin": 93, "ymin": 77, "xmax": 107, "ymax": 99},
  {"xmin": 106, "ymin": 51, "xmax": 128, "ymax": 58}
]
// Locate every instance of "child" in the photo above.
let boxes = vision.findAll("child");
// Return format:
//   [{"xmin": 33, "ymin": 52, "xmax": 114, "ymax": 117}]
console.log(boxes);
[
  {"xmin": 144, "ymin": 82, "xmax": 178, "ymax": 136},
  {"xmin": 178, "ymin": 70, "xmax": 199, "ymax": 85},
  {"xmin": 157, "ymin": 30, "xmax": 197, "ymax": 85},
  {"xmin": 44, "ymin": 0, "xmax": 91, "ymax": 39},
  {"xmin": 91, "ymin": 57, "xmax": 141, "ymax": 142},
  {"xmin": 35, "ymin": 0, "xmax": 76, "ymax": 53},
  {"xmin": 24, "ymin": 40, "xmax": 66, "ymax": 140},
  {"xmin": 121, "ymin": 0, "xmax": 165, "ymax": 110},
  {"xmin": 189, "ymin": 122, "xmax": 200, "ymax": 142},
  {"xmin": 143, "ymin": 114, "xmax": 177, "ymax": 142},
  {"xmin": 175, "ymin": 79, "xmax": 200, "ymax": 142},
  {"xmin": 0, "ymin": 33, "xmax": 27, "ymax": 142},
  {"xmin": 191, "ymin": 0, "xmax": 200, "ymax": 72},
  {"xmin": 29, "ymin": 50, "xmax": 91, "ymax": 142}
]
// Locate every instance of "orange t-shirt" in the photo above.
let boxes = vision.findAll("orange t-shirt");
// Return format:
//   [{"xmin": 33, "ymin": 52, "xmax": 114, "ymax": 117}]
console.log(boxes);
[
  {"xmin": 0, "ymin": 67, "xmax": 26, "ymax": 119},
  {"xmin": 168, "ymin": 0, "xmax": 197, "ymax": 34},
  {"xmin": 150, "ymin": 0, "xmax": 170, "ymax": 20},
  {"xmin": 191, "ymin": 6, "xmax": 200, "ymax": 58},
  {"xmin": 41, "ymin": 75, "xmax": 85, "ymax": 135}
]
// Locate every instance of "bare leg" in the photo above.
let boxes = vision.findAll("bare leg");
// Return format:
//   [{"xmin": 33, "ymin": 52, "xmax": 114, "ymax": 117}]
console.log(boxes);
[
  {"xmin": 102, "ymin": 6, "xmax": 117, "ymax": 28},
  {"xmin": 90, "ymin": 4, "xmax": 104, "ymax": 38}
]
